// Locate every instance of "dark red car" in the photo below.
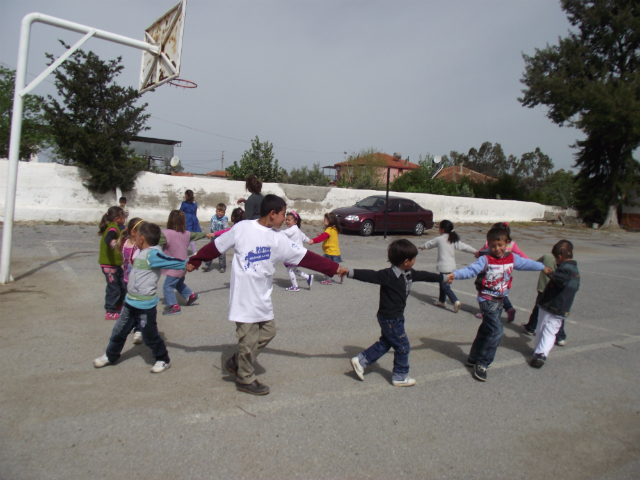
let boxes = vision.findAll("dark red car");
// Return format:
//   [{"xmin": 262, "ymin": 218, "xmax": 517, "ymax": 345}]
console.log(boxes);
[{"xmin": 332, "ymin": 195, "xmax": 434, "ymax": 236}]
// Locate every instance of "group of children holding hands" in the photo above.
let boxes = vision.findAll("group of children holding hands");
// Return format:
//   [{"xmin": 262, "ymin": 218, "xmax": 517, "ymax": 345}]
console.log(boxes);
[{"xmin": 95, "ymin": 190, "xmax": 580, "ymax": 395}]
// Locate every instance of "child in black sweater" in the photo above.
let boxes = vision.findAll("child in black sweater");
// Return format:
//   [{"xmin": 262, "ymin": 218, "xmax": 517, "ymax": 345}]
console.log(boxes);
[{"xmin": 341, "ymin": 239, "xmax": 442, "ymax": 387}]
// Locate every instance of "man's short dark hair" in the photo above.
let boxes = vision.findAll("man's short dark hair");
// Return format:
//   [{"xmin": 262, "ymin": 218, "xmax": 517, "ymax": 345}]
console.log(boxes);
[
  {"xmin": 139, "ymin": 222, "xmax": 161, "ymax": 246},
  {"xmin": 552, "ymin": 239, "xmax": 573, "ymax": 259},
  {"xmin": 260, "ymin": 194, "xmax": 287, "ymax": 217},
  {"xmin": 388, "ymin": 239, "xmax": 418, "ymax": 266},
  {"xmin": 487, "ymin": 227, "xmax": 509, "ymax": 243}
]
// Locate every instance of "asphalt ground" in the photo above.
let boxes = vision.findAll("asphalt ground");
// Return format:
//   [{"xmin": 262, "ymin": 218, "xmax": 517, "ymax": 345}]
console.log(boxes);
[{"xmin": 1, "ymin": 222, "xmax": 639, "ymax": 479}]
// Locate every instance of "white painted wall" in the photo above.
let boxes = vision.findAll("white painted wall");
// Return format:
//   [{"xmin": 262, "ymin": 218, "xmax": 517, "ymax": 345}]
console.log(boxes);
[{"xmin": 0, "ymin": 160, "xmax": 549, "ymax": 225}]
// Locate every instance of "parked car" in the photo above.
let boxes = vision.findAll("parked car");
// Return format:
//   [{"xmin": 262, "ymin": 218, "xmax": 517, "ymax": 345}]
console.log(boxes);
[{"xmin": 332, "ymin": 195, "xmax": 434, "ymax": 236}]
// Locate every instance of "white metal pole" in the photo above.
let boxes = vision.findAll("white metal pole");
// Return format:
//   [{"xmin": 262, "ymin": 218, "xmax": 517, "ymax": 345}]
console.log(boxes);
[{"xmin": 0, "ymin": 12, "xmax": 161, "ymax": 284}]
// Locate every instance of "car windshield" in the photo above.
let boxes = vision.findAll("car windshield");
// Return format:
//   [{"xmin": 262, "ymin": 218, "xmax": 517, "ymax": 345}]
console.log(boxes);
[{"xmin": 355, "ymin": 196, "xmax": 385, "ymax": 212}]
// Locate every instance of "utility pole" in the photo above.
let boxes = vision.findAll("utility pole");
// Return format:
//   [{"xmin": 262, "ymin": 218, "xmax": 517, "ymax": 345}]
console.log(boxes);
[{"xmin": 221, "ymin": 151, "xmax": 224, "ymax": 171}]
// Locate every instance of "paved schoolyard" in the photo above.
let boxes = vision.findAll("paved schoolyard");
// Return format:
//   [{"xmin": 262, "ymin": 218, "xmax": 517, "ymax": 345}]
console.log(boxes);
[{"xmin": 1, "ymin": 221, "xmax": 639, "ymax": 479}]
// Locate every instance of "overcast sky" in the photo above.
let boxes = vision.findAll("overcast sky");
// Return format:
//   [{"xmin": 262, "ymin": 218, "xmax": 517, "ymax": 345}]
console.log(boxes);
[{"xmin": 1, "ymin": 0, "xmax": 582, "ymax": 174}]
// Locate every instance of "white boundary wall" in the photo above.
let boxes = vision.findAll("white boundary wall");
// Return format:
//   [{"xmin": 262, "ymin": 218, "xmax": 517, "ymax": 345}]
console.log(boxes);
[{"xmin": 0, "ymin": 160, "xmax": 548, "ymax": 224}]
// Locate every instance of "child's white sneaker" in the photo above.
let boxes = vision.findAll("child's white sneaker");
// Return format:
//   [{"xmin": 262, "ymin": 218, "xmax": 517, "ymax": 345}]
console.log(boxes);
[
  {"xmin": 150, "ymin": 361, "xmax": 171, "ymax": 374},
  {"xmin": 350, "ymin": 356, "xmax": 365, "ymax": 381},
  {"xmin": 453, "ymin": 301, "xmax": 462, "ymax": 313},
  {"xmin": 93, "ymin": 354, "xmax": 111, "ymax": 368},
  {"xmin": 434, "ymin": 300, "xmax": 446, "ymax": 308},
  {"xmin": 133, "ymin": 331, "xmax": 143, "ymax": 345},
  {"xmin": 392, "ymin": 377, "xmax": 416, "ymax": 387}
]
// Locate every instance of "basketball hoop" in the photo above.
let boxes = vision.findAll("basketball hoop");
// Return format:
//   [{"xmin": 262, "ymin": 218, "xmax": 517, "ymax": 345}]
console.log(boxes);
[{"xmin": 168, "ymin": 78, "xmax": 197, "ymax": 88}]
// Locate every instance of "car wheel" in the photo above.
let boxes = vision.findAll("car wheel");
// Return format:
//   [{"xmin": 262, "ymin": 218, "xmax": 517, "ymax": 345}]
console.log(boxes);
[
  {"xmin": 413, "ymin": 221, "xmax": 425, "ymax": 236},
  {"xmin": 359, "ymin": 220, "xmax": 374, "ymax": 236}
]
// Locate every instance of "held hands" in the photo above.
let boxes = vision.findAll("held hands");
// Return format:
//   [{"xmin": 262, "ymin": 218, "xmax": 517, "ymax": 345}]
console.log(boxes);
[
  {"xmin": 307, "ymin": 240, "xmax": 314, "ymax": 245},
  {"xmin": 336, "ymin": 267, "xmax": 349, "ymax": 279},
  {"xmin": 418, "ymin": 246, "xmax": 424, "ymax": 251},
  {"xmin": 446, "ymin": 273, "xmax": 455, "ymax": 284},
  {"xmin": 237, "ymin": 198, "xmax": 246, "ymax": 204},
  {"xmin": 186, "ymin": 263, "xmax": 197, "ymax": 272},
  {"xmin": 206, "ymin": 233, "xmax": 214, "ymax": 239},
  {"xmin": 543, "ymin": 266, "xmax": 553, "ymax": 276},
  {"xmin": 474, "ymin": 251, "xmax": 480, "ymax": 258}
]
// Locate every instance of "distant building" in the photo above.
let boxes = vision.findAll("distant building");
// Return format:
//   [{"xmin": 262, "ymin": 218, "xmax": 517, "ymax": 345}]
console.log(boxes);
[
  {"xmin": 332, "ymin": 152, "xmax": 419, "ymax": 183},
  {"xmin": 201, "ymin": 170, "xmax": 230, "ymax": 178},
  {"xmin": 434, "ymin": 165, "xmax": 496, "ymax": 184}
]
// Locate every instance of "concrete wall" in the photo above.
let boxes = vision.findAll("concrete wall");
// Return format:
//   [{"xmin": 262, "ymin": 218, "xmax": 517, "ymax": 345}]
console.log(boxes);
[{"xmin": 0, "ymin": 160, "xmax": 548, "ymax": 225}]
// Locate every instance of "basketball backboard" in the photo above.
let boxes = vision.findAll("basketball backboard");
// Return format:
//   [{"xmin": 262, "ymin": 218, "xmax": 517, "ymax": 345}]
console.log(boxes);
[{"xmin": 139, "ymin": 0, "xmax": 187, "ymax": 93}]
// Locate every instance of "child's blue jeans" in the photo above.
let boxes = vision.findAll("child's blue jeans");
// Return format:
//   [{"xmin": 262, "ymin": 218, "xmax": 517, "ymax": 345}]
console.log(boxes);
[
  {"xmin": 359, "ymin": 314, "xmax": 410, "ymax": 382},
  {"xmin": 163, "ymin": 275, "xmax": 193, "ymax": 306},
  {"xmin": 438, "ymin": 272, "xmax": 458, "ymax": 304},
  {"xmin": 105, "ymin": 303, "xmax": 169, "ymax": 363},
  {"xmin": 468, "ymin": 298, "xmax": 504, "ymax": 368}
]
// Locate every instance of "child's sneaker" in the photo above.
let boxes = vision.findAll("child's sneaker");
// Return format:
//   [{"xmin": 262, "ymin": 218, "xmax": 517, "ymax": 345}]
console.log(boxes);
[
  {"xmin": 186, "ymin": 292, "xmax": 199, "ymax": 306},
  {"xmin": 150, "ymin": 361, "xmax": 171, "ymax": 373},
  {"xmin": 473, "ymin": 364, "xmax": 488, "ymax": 381},
  {"xmin": 285, "ymin": 286, "xmax": 300, "ymax": 292},
  {"xmin": 434, "ymin": 300, "xmax": 446, "ymax": 308},
  {"xmin": 163, "ymin": 304, "xmax": 181, "ymax": 316},
  {"xmin": 320, "ymin": 279, "xmax": 332, "ymax": 285},
  {"xmin": 133, "ymin": 331, "xmax": 143, "ymax": 345},
  {"xmin": 466, "ymin": 357, "xmax": 477, "ymax": 367},
  {"xmin": 307, "ymin": 275, "xmax": 314, "ymax": 289},
  {"xmin": 506, "ymin": 308, "xmax": 516, "ymax": 323},
  {"xmin": 220, "ymin": 268, "xmax": 225, "ymax": 274},
  {"xmin": 555, "ymin": 339, "xmax": 567, "ymax": 346},
  {"xmin": 93, "ymin": 354, "xmax": 112, "ymax": 368},
  {"xmin": 105, "ymin": 312, "xmax": 119, "ymax": 320},
  {"xmin": 392, "ymin": 377, "xmax": 416, "ymax": 387},
  {"xmin": 521, "ymin": 324, "xmax": 536, "ymax": 336},
  {"xmin": 475, "ymin": 313, "xmax": 483, "ymax": 319},
  {"xmin": 453, "ymin": 301, "xmax": 462, "ymax": 313},
  {"xmin": 530, "ymin": 353, "xmax": 546, "ymax": 368},
  {"xmin": 350, "ymin": 356, "xmax": 365, "ymax": 381}
]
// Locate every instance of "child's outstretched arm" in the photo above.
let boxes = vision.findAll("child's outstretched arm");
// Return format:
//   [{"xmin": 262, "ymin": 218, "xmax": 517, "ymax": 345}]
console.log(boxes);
[
  {"xmin": 297, "ymin": 250, "xmax": 341, "ymax": 278},
  {"xmin": 418, "ymin": 238, "xmax": 438, "ymax": 251},
  {"xmin": 189, "ymin": 232, "xmax": 211, "ymax": 242},
  {"xmin": 343, "ymin": 268, "xmax": 392, "ymax": 286},
  {"xmin": 308, "ymin": 232, "xmax": 329, "ymax": 246},
  {"xmin": 147, "ymin": 250, "xmax": 188, "ymax": 270},
  {"xmin": 512, "ymin": 254, "xmax": 546, "ymax": 272},
  {"xmin": 452, "ymin": 256, "xmax": 488, "ymax": 280},
  {"xmin": 188, "ymin": 241, "xmax": 221, "ymax": 269},
  {"xmin": 412, "ymin": 270, "xmax": 445, "ymax": 283},
  {"xmin": 454, "ymin": 241, "xmax": 478, "ymax": 255}
]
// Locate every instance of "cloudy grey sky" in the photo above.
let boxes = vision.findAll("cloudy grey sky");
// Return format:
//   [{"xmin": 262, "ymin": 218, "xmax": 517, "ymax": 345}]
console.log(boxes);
[{"xmin": 1, "ymin": 0, "xmax": 582, "ymax": 174}]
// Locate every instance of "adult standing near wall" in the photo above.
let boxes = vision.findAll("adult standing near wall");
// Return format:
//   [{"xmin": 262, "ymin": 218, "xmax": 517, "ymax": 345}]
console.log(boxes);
[
  {"xmin": 180, "ymin": 189, "xmax": 202, "ymax": 253},
  {"xmin": 237, "ymin": 174, "xmax": 264, "ymax": 220}
]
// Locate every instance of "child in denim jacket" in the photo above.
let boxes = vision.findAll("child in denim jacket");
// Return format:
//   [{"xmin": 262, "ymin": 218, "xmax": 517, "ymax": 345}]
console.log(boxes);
[{"xmin": 203, "ymin": 203, "xmax": 229, "ymax": 273}]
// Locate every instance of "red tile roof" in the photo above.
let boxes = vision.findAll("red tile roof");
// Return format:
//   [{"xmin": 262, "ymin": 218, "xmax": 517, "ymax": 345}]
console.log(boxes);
[
  {"xmin": 203, "ymin": 170, "xmax": 230, "ymax": 177},
  {"xmin": 334, "ymin": 153, "xmax": 419, "ymax": 170},
  {"xmin": 434, "ymin": 165, "xmax": 496, "ymax": 184}
]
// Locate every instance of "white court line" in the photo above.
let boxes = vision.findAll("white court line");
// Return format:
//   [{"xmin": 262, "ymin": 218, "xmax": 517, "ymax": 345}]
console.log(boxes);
[
  {"xmin": 45, "ymin": 242, "xmax": 77, "ymax": 277},
  {"xmin": 183, "ymin": 334, "xmax": 640, "ymax": 424}
]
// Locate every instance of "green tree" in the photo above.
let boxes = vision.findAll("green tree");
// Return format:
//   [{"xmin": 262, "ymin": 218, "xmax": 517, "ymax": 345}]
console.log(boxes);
[
  {"xmin": 519, "ymin": 0, "xmax": 640, "ymax": 227},
  {"xmin": 285, "ymin": 162, "xmax": 329, "ymax": 186},
  {"xmin": 0, "ymin": 66, "xmax": 51, "ymax": 160},
  {"xmin": 226, "ymin": 136, "xmax": 284, "ymax": 182},
  {"xmin": 542, "ymin": 169, "xmax": 578, "ymax": 207},
  {"xmin": 43, "ymin": 43, "xmax": 149, "ymax": 193},
  {"xmin": 510, "ymin": 147, "xmax": 555, "ymax": 191},
  {"xmin": 466, "ymin": 142, "xmax": 514, "ymax": 178}
]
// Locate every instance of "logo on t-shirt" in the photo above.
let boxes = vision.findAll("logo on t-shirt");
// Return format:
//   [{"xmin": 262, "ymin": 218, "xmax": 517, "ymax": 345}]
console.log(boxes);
[{"xmin": 244, "ymin": 246, "xmax": 271, "ymax": 271}]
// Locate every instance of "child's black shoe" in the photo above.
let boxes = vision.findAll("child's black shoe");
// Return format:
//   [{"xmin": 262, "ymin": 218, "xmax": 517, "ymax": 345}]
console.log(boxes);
[
  {"xmin": 530, "ymin": 354, "xmax": 546, "ymax": 368},
  {"xmin": 473, "ymin": 364, "xmax": 487, "ymax": 381}
]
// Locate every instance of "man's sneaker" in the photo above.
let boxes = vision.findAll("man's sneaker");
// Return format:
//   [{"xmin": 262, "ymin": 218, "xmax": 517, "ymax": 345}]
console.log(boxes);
[
  {"xmin": 473, "ymin": 364, "xmax": 488, "ymax": 381},
  {"xmin": 530, "ymin": 354, "xmax": 546, "ymax": 368},
  {"xmin": 236, "ymin": 380, "xmax": 270, "ymax": 395},
  {"xmin": 225, "ymin": 356, "xmax": 238, "ymax": 376},
  {"xmin": 307, "ymin": 275, "xmax": 314, "ymax": 289},
  {"xmin": 392, "ymin": 377, "xmax": 416, "ymax": 387},
  {"xmin": 320, "ymin": 279, "xmax": 332, "ymax": 285},
  {"xmin": 506, "ymin": 308, "xmax": 516, "ymax": 323},
  {"xmin": 453, "ymin": 301, "xmax": 462, "ymax": 313},
  {"xmin": 186, "ymin": 292, "xmax": 199, "ymax": 306},
  {"xmin": 434, "ymin": 300, "xmax": 446, "ymax": 308},
  {"xmin": 555, "ymin": 339, "xmax": 567, "ymax": 346},
  {"xmin": 350, "ymin": 357, "xmax": 365, "ymax": 381},
  {"xmin": 285, "ymin": 286, "xmax": 300, "ymax": 292},
  {"xmin": 475, "ymin": 313, "xmax": 483, "ymax": 319},
  {"xmin": 150, "ymin": 361, "xmax": 171, "ymax": 373},
  {"xmin": 105, "ymin": 312, "xmax": 119, "ymax": 320},
  {"xmin": 521, "ymin": 324, "xmax": 536, "ymax": 336},
  {"xmin": 466, "ymin": 357, "xmax": 477, "ymax": 367},
  {"xmin": 93, "ymin": 354, "xmax": 112, "ymax": 368},
  {"xmin": 133, "ymin": 331, "xmax": 143, "ymax": 345},
  {"xmin": 163, "ymin": 304, "xmax": 181, "ymax": 316}
]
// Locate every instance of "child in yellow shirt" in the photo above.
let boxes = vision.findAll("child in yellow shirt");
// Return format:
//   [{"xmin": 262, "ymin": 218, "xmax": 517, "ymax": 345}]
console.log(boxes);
[{"xmin": 309, "ymin": 212, "xmax": 342, "ymax": 285}]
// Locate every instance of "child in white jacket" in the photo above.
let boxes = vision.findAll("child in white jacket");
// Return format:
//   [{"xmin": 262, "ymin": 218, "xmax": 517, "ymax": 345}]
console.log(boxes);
[
  {"xmin": 419, "ymin": 220, "xmax": 477, "ymax": 312},
  {"xmin": 282, "ymin": 211, "xmax": 313, "ymax": 291}
]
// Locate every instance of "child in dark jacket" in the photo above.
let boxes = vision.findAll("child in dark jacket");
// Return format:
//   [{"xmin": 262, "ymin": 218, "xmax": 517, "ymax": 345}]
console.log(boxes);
[
  {"xmin": 343, "ymin": 239, "xmax": 443, "ymax": 387},
  {"xmin": 530, "ymin": 240, "xmax": 580, "ymax": 368}
]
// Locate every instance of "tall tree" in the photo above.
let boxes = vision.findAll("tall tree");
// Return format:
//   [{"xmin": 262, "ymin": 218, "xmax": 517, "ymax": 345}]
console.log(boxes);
[
  {"xmin": 0, "ymin": 66, "xmax": 51, "ymax": 160},
  {"xmin": 226, "ymin": 136, "xmax": 284, "ymax": 182},
  {"xmin": 43, "ymin": 42, "xmax": 149, "ymax": 193},
  {"xmin": 519, "ymin": 0, "xmax": 640, "ymax": 226}
]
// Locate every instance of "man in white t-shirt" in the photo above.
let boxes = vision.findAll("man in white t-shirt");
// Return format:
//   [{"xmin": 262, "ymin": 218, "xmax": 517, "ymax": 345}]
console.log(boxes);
[{"xmin": 188, "ymin": 194, "xmax": 346, "ymax": 395}]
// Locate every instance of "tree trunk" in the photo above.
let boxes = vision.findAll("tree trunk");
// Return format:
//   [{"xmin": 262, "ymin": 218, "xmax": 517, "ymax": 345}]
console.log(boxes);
[{"xmin": 600, "ymin": 204, "xmax": 620, "ymax": 228}]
